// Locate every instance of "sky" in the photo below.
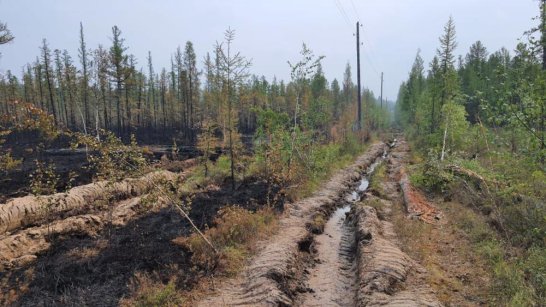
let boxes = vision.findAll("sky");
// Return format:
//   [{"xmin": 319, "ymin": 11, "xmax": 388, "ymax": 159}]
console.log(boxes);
[{"xmin": 0, "ymin": 0, "xmax": 540, "ymax": 101}]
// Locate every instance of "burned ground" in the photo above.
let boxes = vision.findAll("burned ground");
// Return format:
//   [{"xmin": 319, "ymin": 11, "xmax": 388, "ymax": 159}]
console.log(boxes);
[{"xmin": 0, "ymin": 170, "xmax": 282, "ymax": 306}]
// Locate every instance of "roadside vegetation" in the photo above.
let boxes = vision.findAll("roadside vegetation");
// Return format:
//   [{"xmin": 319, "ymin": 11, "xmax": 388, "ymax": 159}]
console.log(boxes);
[{"xmin": 396, "ymin": 2, "xmax": 546, "ymax": 305}]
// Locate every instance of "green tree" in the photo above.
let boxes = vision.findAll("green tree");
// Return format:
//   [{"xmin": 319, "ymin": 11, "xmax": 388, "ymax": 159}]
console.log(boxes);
[
  {"xmin": 436, "ymin": 16, "xmax": 459, "ymax": 131},
  {"xmin": 109, "ymin": 26, "xmax": 128, "ymax": 135},
  {"xmin": 215, "ymin": 28, "xmax": 251, "ymax": 190}
]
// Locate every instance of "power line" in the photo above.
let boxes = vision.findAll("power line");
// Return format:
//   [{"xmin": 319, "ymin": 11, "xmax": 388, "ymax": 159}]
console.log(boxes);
[
  {"xmin": 349, "ymin": 0, "xmax": 361, "ymax": 22},
  {"xmin": 333, "ymin": 0, "xmax": 352, "ymax": 28},
  {"xmin": 358, "ymin": 25, "xmax": 382, "ymax": 78},
  {"xmin": 363, "ymin": 50, "xmax": 381, "ymax": 77},
  {"xmin": 337, "ymin": 0, "xmax": 353, "ymax": 24}
]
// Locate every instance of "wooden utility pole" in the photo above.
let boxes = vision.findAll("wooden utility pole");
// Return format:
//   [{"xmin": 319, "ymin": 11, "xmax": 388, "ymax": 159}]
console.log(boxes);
[
  {"xmin": 380, "ymin": 72, "xmax": 384, "ymax": 109},
  {"xmin": 540, "ymin": 0, "xmax": 546, "ymax": 166},
  {"xmin": 356, "ymin": 22, "xmax": 362, "ymax": 130}
]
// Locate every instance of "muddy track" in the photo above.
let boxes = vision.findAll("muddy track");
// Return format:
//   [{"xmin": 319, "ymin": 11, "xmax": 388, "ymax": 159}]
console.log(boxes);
[
  {"xmin": 198, "ymin": 140, "xmax": 442, "ymax": 306},
  {"xmin": 196, "ymin": 143, "xmax": 388, "ymax": 306}
]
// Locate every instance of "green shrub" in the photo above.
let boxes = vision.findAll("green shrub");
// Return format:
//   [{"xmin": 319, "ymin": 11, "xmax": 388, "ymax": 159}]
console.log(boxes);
[
  {"xmin": 127, "ymin": 277, "xmax": 183, "ymax": 307},
  {"xmin": 523, "ymin": 247, "xmax": 546, "ymax": 302},
  {"xmin": 176, "ymin": 207, "xmax": 278, "ymax": 275},
  {"xmin": 492, "ymin": 261, "xmax": 534, "ymax": 307}
]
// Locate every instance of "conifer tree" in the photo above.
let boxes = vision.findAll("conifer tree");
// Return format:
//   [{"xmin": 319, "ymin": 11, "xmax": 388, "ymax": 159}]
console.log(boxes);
[
  {"xmin": 79, "ymin": 22, "xmax": 90, "ymax": 130},
  {"xmin": 109, "ymin": 26, "xmax": 128, "ymax": 135},
  {"xmin": 215, "ymin": 28, "xmax": 251, "ymax": 190},
  {"xmin": 41, "ymin": 39, "xmax": 58, "ymax": 125}
]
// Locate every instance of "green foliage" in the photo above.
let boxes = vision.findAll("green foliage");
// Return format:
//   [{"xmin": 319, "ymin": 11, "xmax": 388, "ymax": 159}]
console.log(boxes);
[
  {"xmin": 524, "ymin": 247, "xmax": 546, "ymax": 301},
  {"xmin": 131, "ymin": 278, "xmax": 184, "ymax": 307},
  {"xmin": 439, "ymin": 101, "xmax": 470, "ymax": 157},
  {"xmin": 196, "ymin": 121, "xmax": 219, "ymax": 177},
  {"xmin": 71, "ymin": 130, "xmax": 147, "ymax": 181},
  {"xmin": 29, "ymin": 160, "xmax": 59, "ymax": 196},
  {"xmin": 179, "ymin": 206, "xmax": 277, "ymax": 275},
  {"xmin": 492, "ymin": 261, "xmax": 535, "ymax": 307},
  {"xmin": 409, "ymin": 152, "xmax": 453, "ymax": 192},
  {"xmin": 0, "ymin": 150, "xmax": 21, "ymax": 174}
]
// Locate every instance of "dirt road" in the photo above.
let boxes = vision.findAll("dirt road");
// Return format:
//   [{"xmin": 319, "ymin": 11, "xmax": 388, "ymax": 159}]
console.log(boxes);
[{"xmin": 197, "ymin": 140, "xmax": 442, "ymax": 306}]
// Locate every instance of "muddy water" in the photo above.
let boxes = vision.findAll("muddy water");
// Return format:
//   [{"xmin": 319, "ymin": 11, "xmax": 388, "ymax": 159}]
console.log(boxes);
[
  {"xmin": 301, "ymin": 152, "xmax": 385, "ymax": 306},
  {"xmin": 301, "ymin": 204, "xmax": 357, "ymax": 306}
]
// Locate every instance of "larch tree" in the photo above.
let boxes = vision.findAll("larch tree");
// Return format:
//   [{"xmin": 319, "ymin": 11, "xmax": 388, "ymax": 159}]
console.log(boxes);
[
  {"xmin": 215, "ymin": 28, "xmax": 251, "ymax": 191},
  {"xmin": 63, "ymin": 50, "xmax": 76, "ymax": 127},
  {"xmin": 40, "ymin": 39, "xmax": 58, "ymax": 125},
  {"xmin": 147, "ymin": 51, "xmax": 156, "ymax": 130},
  {"xmin": 79, "ymin": 22, "xmax": 90, "ymax": 130},
  {"xmin": 184, "ymin": 41, "xmax": 199, "ymax": 137},
  {"xmin": 109, "ymin": 26, "xmax": 128, "ymax": 135},
  {"xmin": 287, "ymin": 43, "xmax": 323, "ymax": 170},
  {"xmin": 342, "ymin": 62, "xmax": 353, "ymax": 107},
  {"xmin": 0, "ymin": 21, "xmax": 14, "ymax": 45},
  {"xmin": 437, "ymin": 16, "xmax": 459, "ymax": 110}
]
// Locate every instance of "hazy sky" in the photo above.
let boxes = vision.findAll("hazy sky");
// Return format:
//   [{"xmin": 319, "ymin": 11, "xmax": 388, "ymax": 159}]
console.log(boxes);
[{"xmin": 0, "ymin": 0, "xmax": 540, "ymax": 100}]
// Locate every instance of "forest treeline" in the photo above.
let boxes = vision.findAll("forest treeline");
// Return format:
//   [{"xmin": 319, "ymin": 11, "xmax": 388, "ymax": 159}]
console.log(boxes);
[
  {"xmin": 0, "ymin": 23, "xmax": 388, "ymax": 144},
  {"xmin": 396, "ymin": 3, "xmax": 546, "ymax": 305},
  {"xmin": 397, "ymin": 15, "xmax": 545, "ymax": 165}
]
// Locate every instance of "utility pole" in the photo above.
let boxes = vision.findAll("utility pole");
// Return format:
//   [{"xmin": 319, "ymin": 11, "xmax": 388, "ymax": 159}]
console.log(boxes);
[
  {"xmin": 356, "ymin": 21, "xmax": 362, "ymax": 130},
  {"xmin": 540, "ymin": 0, "xmax": 546, "ymax": 166},
  {"xmin": 380, "ymin": 72, "xmax": 384, "ymax": 109}
]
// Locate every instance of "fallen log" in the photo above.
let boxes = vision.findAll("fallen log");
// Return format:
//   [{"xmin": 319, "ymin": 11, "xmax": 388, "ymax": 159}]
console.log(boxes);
[
  {"xmin": 0, "ymin": 170, "xmax": 184, "ymax": 235},
  {"xmin": 445, "ymin": 164, "xmax": 502, "ymax": 195},
  {"xmin": 0, "ymin": 195, "xmax": 173, "ymax": 271}
]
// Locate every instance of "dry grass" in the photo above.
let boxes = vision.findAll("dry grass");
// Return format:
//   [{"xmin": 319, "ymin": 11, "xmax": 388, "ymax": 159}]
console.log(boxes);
[
  {"xmin": 120, "ymin": 207, "xmax": 279, "ymax": 307},
  {"xmin": 174, "ymin": 206, "xmax": 278, "ymax": 276},
  {"xmin": 120, "ymin": 273, "xmax": 184, "ymax": 307},
  {"xmin": 308, "ymin": 212, "xmax": 327, "ymax": 234},
  {"xmin": 391, "ymin": 199, "xmax": 494, "ymax": 305}
]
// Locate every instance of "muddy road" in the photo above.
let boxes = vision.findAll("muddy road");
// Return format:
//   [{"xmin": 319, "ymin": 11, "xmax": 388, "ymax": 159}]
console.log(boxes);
[{"xmin": 197, "ymin": 140, "xmax": 442, "ymax": 306}]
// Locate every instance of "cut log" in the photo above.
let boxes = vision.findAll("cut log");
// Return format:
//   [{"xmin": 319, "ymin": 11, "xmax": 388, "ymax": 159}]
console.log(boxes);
[{"xmin": 0, "ymin": 170, "xmax": 184, "ymax": 235}]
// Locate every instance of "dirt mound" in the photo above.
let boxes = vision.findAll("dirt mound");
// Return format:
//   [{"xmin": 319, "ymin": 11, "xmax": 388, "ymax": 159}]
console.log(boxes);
[
  {"xmin": 1, "ymin": 207, "xmax": 194, "ymax": 306},
  {"xmin": 399, "ymin": 169, "xmax": 444, "ymax": 224},
  {"xmin": 352, "ymin": 203, "xmax": 441, "ymax": 306},
  {"xmin": 383, "ymin": 140, "xmax": 444, "ymax": 224},
  {"xmin": 0, "ymin": 170, "xmax": 186, "ymax": 235},
  {"xmin": 196, "ymin": 143, "xmax": 387, "ymax": 306},
  {"xmin": 0, "ymin": 195, "xmax": 174, "ymax": 271}
]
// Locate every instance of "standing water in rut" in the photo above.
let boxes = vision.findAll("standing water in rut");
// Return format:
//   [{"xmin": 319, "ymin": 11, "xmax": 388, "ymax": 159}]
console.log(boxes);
[{"xmin": 301, "ymin": 150, "xmax": 387, "ymax": 306}]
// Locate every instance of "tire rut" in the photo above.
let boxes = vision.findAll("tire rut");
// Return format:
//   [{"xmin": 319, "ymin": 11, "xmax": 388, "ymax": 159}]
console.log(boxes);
[
  {"xmin": 196, "ymin": 140, "xmax": 442, "ymax": 306},
  {"xmin": 299, "ymin": 205, "xmax": 358, "ymax": 306},
  {"xmin": 196, "ymin": 143, "xmax": 388, "ymax": 307}
]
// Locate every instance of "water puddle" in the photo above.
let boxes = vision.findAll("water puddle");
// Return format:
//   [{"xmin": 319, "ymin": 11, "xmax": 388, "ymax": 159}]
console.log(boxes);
[{"xmin": 302, "ymin": 150, "xmax": 387, "ymax": 306}]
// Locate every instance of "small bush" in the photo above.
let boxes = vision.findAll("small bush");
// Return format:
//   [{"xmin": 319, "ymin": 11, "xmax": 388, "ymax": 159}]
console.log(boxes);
[
  {"xmin": 122, "ymin": 274, "xmax": 184, "ymax": 307},
  {"xmin": 492, "ymin": 261, "xmax": 534, "ymax": 307},
  {"xmin": 523, "ymin": 247, "xmax": 546, "ymax": 302},
  {"xmin": 176, "ymin": 207, "xmax": 278, "ymax": 276}
]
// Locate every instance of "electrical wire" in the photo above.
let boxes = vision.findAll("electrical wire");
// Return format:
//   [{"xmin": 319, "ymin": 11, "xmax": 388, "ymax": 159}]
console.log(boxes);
[
  {"xmin": 349, "ymin": 0, "xmax": 361, "ymax": 22},
  {"xmin": 333, "ymin": 0, "xmax": 353, "ymax": 29}
]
